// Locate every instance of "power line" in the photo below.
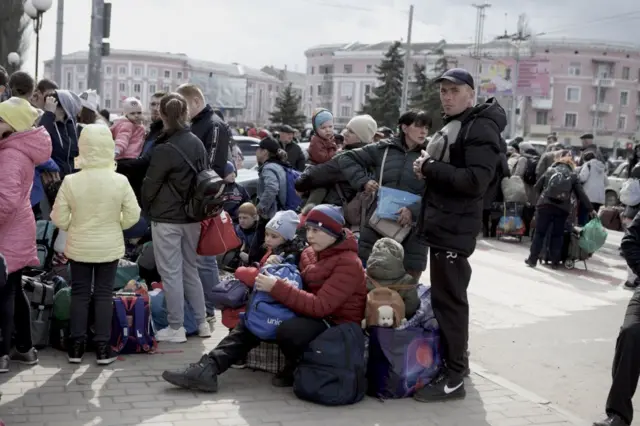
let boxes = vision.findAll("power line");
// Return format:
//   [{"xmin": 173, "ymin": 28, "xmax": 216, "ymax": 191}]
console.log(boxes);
[{"xmin": 535, "ymin": 10, "xmax": 640, "ymax": 36}]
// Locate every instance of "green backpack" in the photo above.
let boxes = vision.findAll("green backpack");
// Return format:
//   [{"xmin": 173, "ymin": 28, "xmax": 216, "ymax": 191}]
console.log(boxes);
[
  {"xmin": 579, "ymin": 217, "xmax": 608, "ymax": 254},
  {"xmin": 53, "ymin": 286, "xmax": 72, "ymax": 322}
]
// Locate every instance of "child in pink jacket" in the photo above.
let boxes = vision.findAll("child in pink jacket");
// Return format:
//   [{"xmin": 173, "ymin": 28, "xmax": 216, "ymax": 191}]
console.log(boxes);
[{"xmin": 112, "ymin": 97, "xmax": 145, "ymax": 160}]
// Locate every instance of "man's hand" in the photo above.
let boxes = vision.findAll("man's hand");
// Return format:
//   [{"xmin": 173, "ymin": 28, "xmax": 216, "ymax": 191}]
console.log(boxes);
[
  {"xmin": 413, "ymin": 150, "xmax": 430, "ymax": 179},
  {"xmin": 396, "ymin": 207, "xmax": 412, "ymax": 227},
  {"xmin": 364, "ymin": 180, "xmax": 379, "ymax": 194},
  {"xmin": 44, "ymin": 96, "xmax": 58, "ymax": 113}
]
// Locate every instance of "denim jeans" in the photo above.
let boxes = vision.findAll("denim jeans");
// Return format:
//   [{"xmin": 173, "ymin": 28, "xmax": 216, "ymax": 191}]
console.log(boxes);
[{"xmin": 197, "ymin": 255, "xmax": 220, "ymax": 317}]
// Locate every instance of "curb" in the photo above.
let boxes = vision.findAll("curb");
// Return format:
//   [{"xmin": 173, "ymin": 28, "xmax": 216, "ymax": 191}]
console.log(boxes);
[{"xmin": 469, "ymin": 362, "xmax": 588, "ymax": 425}]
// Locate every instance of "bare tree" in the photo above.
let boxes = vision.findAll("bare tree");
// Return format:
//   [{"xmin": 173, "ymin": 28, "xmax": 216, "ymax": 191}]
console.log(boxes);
[{"xmin": 0, "ymin": 0, "xmax": 30, "ymax": 69}]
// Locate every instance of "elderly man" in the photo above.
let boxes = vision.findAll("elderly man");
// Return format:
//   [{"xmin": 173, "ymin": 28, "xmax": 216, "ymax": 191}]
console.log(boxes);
[{"xmin": 413, "ymin": 68, "xmax": 506, "ymax": 402}]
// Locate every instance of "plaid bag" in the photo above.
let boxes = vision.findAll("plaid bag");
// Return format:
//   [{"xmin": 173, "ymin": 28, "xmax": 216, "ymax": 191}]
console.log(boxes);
[{"xmin": 246, "ymin": 342, "xmax": 286, "ymax": 374}]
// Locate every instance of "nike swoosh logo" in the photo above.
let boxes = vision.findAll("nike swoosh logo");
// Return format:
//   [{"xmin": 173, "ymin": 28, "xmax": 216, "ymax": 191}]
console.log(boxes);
[{"xmin": 444, "ymin": 382, "xmax": 463, "ymax": 394}]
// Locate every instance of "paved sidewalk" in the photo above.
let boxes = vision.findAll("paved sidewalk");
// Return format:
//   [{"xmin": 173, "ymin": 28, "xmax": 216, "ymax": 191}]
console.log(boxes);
[{"xmin": 0, "ymin": 322, "xmax": 586, "ymax": 426}]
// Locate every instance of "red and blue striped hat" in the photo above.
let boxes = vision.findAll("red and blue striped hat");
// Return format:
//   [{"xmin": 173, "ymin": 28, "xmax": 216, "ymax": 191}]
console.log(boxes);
[{"xmin": 305, "ymin": 204, "xmax": 345, "ymax": 238}]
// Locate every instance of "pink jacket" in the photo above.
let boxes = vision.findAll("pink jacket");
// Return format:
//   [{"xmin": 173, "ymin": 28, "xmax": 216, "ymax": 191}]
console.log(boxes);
[
  {"xmin": 0, "ymin": 127, "xmax": 52, "ymax": 273},
  {"xmin": 111, "ymin": 118, "xmax": 146, "ymax": 160}
]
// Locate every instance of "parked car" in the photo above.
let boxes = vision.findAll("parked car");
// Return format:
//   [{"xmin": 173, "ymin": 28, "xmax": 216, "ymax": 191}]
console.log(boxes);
[
  {"xmin": 605, "ymin": 161, "xmax": 629, "ymax": 206},
  {"xmin": 235, "ymin": 167, "xmax": 259, "ymax": 202}
]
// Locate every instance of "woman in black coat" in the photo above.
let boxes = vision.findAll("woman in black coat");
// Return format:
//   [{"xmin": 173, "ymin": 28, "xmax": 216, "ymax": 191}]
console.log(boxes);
[{"xmin": 482, "ymin": 138, "xmax": 510, "ymax": 237}]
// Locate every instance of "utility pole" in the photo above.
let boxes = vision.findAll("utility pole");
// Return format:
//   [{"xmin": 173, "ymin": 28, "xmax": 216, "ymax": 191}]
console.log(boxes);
[
  {"xmin": 472, "ymin": 3, "xmax": 491, "ymax": 105},
  {"xmin": 87, "ymin": 0, "xmax": 104, "ymax": 93},
  {"xmin": 400, "ymin": 4, "xmax": 414, "ymax": 113},
  {"xmin": 53, "ymin": 0, "xmax": 64, "ymax": 84}
]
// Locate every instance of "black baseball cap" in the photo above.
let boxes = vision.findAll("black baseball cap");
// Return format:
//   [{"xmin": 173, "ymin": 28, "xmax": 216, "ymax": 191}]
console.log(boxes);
[
  {"xmin": 580, "ymin": 133, "xmax": 594, "ymax": 140},
  {"xmin": 280, "ymin": 124, "xmax": 295, "ymax": 134},
  {"xmin": 435, "ymin": 68, "xmax": 475, "ymax": 90},
  {"xmin": 259, "ymin": 136, "xmax": 281, "ymax": 154}
]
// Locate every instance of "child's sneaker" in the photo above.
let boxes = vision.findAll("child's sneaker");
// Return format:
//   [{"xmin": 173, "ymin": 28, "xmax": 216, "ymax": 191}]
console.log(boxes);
[
  {"xmin": 67, "ymin": 338, "xmax": 85, "ymax": 364},
  {"xmin": 198, "ymin": 322, "xmax": 212, "ymax": 338},
  {"xmin": 9, "ymin": 348, "xmax": 38, "ymax": 365},
  {"xmin": 156, "ymin": 327, "xmax": 187, "ymax": 343},
  {"xmin": 96, "ymin": 343, "xmax": 117, "ymax": 366}
]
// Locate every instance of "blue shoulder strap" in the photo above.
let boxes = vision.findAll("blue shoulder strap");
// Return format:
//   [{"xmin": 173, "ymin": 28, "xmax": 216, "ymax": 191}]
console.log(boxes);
[{"xmin": 133, "ymin": 297, "xmax": 146, "ymax": 347}]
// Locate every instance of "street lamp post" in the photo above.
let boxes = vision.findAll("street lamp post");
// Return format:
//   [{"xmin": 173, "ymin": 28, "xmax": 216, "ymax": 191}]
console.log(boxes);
[
  {"xmin": 24, "ymin": 0, "xmax": 53, "ymax": 81},
  {"xmin": 7, "ymin": 52, "xmax": 20, "ymax": 74}
]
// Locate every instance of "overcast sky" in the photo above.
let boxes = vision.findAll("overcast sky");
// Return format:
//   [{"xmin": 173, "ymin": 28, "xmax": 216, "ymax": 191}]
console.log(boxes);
[{"xmin": 20, "ymin": 0, "xmax": 640, "ymax": 77}]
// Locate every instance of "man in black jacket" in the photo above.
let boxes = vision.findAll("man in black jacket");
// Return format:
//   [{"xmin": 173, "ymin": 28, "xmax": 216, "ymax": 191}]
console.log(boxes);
[
  {"xmin": 594, "ymin": 212, "xmax": 640, "ymax": 426},
  {"xmin": 177, "ymin": 84, "xmax": 230, "ymax": 178},
  {"xmin": 279, "ymin": 125, "xmax": 305, "ymax": 171},
  {"xmin": 413, "ymin": 68, "xmax": 506, "ymax": 402}
]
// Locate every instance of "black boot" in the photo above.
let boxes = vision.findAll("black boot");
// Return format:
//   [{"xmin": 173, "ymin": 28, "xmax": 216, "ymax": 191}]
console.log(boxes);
[
  {"xmin": 162, "ymin": 355, "xmax": 219, "ymax": 393},
  {"xmin": 272, "ymin": 363, "xmax": 295, "ymax": 388},
  {"xmin": 593, "ymin": 414, "xmax": 629, "ymax": 426},
  {"xmin": 524, "ymin": 256, "xmax": 537, "ymax": 267},
  {"xmin": 67, "ymin": 338, "xmax": 85, "ymax": 364}
]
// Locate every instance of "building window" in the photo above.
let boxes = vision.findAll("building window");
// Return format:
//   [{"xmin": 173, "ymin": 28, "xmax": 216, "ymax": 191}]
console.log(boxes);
[
  {"xmin": 134, "ymin": 67, "xmax": 142, "ymax": 77},
  {"xmin": 364, "ymin": 84, "xmax": 371, "ymax": 98},
  {"xmin": 104, "ymin": 99, "xmax": 111, "ymax": 109},
  {"xmin": 77, "ymin": 64, "xmax": 86, "ymax": 73},
  {"xmin": 177, "ymin": 71, "xmax": 183, "ymax": 79},
  {"xmin": 568, "ymin": 62, "xmax": 581, "ymax": 76},
  {"xmin": 149, "ymin": 68, "xmax": 157, "ymax": 78},
  {"xmin": 309, "ymin": 86, "xmax": 313, "ymax": 96},
  {"xmin": 340, "ymin": 82, "xmax": 354, "ymax": 97},
  {"xmin": 77, "ymin": 80, "xmax": 85, "ymax": 91},
  {"xmin": 104, "ymin": 82, "xmax": 111, "ymax": 94},
  {"xmin": 343, "ymin": 64, "xmax": 353, "ymax": 74},
  {"xmin": 133, "ymin": 83, "xmax": 141, "ymax": 93},
  {"xmin": 535, "ymin": 111, "xmax": 548, "ymax": 125},
  {"xmin": 66, "ymin": 72, "xmax": 72, "ymax": 89},
  {"xmin": 622, "ymin": 67, "xmax": 630, "ymax": 80},
  {"xmin": 566, "ymin": 87, "xmax": 580, "ymax": 102},
  {"xmin": 317, "ymin": 85, "xmax": 322, "ymax": 95},
  {"xmin": 340, "ymin": 105, "xmax": 351, "ymax": 117},
  {"xmin": 366, "ymin": 65, "xmax": 372, "ymax": 74},
  {"xmin": 596, "ymin": 63, "xmax": 611, "ymax": 78},
  {"xmin": 268, "ymin": 84, "xmax": 272, "ymax": 91},
  {"xmin": 163, "ymin": 85, "xmax": 170, "ymax": 92},
  {"xmin": 105, "ymin": 65, "xmax": 112, "ymax": 75},
  {"xmin": 149, "ymin": 84, "xmax": 157, "ymax": 95},
  {"xmin": 564, "ymin": 112, "xmax": 577, "ymax": 128},
  {"xmin": 119, "ymin": 82, "xmax": 126, "ymax": 92},
  {"xmin": 164, "ymin": 70, "xmax": 171, "ymax": 79},
  {"xmin": 592, "ymin": 116, "xmax": 604, "ymax": 129},
  {"xmin": 620, "ymin": 91, "xmax": 629, "ymax": 106},
  {"xmin": 118, "ymin": 66, "xmax": 126, "ymax": 75},
  {"xmin": 618, "ymin": 115, "xmax": 627, "ymax": 130}
]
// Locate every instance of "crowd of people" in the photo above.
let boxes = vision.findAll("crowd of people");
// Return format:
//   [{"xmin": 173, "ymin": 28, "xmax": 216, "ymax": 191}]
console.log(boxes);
[{"xmin": 2, "ymin": 62, "xmax": 640, "ymax": 420}]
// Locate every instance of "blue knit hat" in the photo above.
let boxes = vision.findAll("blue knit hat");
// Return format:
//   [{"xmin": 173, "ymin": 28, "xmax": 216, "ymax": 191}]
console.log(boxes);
[
  {"xmin": 223, "ymin": 161, "xmax": 236, "ymax": 178},
  {"xmin": 312, "ymin": 108, "xmax": 333, "ymax": 133},
  {"xmin": 305, "ymin": 204, "xmax": 345, "ymax": 238}
]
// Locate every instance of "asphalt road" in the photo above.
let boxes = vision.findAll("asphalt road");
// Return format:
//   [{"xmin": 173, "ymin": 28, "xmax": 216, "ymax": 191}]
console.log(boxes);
[{"xmin": 430, "ymin": 230, "xmax": 636, "ymax": 422}]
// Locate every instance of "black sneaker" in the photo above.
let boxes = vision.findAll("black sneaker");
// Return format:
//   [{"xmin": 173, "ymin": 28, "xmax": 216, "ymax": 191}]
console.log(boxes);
[
  {"xmin": 230, "ymin": 357, "xmax": 247, "ymax": 369},
  {"xmin": 67, "ymin": 339, "xmax": 85, "ymax": 364},
  {"xmin": 95, "ymin": 343, "xmax": 117, "ymax": 366},
  {"xmin": 162, "ymin": 355, "xmax": 218, "ymax": 393},
  {"xmin": 624, "ymin": 280, "xmax": 640, "ymax": 290},
  {"xmin": 9, "ymin": 348, "xmax": 39, "ymax": 365},
  {"xmin": 593, "ymin": 414, "xmax": 629, "ymax": 426},
  {"xmin": 271, "ymin": 365, "xmax": 295, "ymax": 388},
  {"xmin": 413, "ymin": 370, "xmax": 466, "ymax": 402}
]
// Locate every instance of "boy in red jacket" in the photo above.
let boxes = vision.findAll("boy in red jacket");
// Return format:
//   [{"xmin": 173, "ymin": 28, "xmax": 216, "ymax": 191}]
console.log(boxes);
[{"xmin": 162, "ymin": 205, "xmax": 366, "ymax": 392}]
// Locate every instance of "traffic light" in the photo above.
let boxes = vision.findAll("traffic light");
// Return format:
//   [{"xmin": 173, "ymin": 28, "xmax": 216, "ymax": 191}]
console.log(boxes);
[
  {"xmin": 101, "ymin": 42, "xmax": 110, "ymax": 57},
  {"xmin": 101, "ymin": 2, "xmax": 111, "ymax": 56}
]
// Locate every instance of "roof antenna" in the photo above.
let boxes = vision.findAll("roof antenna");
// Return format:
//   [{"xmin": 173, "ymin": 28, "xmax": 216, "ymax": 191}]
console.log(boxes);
[{"xmin": 502, "ymin": 12, "xmax": 509, "ymax": 38}]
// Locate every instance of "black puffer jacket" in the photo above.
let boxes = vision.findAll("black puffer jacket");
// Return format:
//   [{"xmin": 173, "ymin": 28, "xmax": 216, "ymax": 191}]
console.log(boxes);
[
  {"xmin": 141, "ymin": 128, "xmax": 207, "ymax": 224},
  {"xmin": 282, "ymin": 141, "xmax": 306, "ymax": 172},
  {"xmin": 622, "ymin": 210, "xmax": 640, "ymax": 277},
  {"xmin": 190, "ymin": 104, "xmax": 231, "ymax": 178},
  {"xmin": 483, "ymin": 138, "xmax": 510, "ymax": 209},
  {"xmin": 295, "ymin": 142, "xmax": 367, "ymax": 205},
  {"xmin": 418, "ymin": 98, "xmax": 506, "ymax": 257},
  {"xmin": 338, "ymin": 138, "xmax": 427, "ymax": 272}
]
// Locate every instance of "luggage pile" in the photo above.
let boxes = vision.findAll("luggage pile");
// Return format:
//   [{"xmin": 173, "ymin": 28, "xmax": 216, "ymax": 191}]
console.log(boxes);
[{"xmin": 23, "ymin": 219, "xmax": 158, "ymax": 357}]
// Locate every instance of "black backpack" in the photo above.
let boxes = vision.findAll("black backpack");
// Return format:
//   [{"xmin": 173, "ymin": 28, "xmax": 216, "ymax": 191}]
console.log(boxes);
[
  {"xmin": 168, "ymin": 143, "xmax": 226, "ymax": 221},
  {"xmin": 522, "ymin": 154, "xmax": 540, "ymax": 185},
  {"xmin": 545, "ymin": 165, "xmax": 573, "ymax": 203}
]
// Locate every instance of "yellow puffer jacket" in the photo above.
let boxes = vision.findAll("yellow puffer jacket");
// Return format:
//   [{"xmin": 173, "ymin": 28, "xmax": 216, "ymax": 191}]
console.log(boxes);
[{"xmin": 51, "ymin": 124, "xmax": 141, "ymax": 263}]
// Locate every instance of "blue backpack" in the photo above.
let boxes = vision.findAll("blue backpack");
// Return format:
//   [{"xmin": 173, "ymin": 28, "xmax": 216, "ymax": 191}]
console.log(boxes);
[
  {"xmin": 293, "ymin": 322, "xmax": 367, "ymax": 406},
  {"xmin": 110, "ymin": 295, "xmax": 157, "ymax": 354},
  {"xmin": 282, "ymin": 167, "xmax": 303, "ymax": 211},
  {"xmin": 243, "ymin": 262, "xmax": 303, "ymax": 340}
]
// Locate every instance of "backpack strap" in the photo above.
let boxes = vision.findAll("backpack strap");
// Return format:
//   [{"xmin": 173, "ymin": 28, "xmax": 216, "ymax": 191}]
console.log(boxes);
[
  {"xmin": 133, "ymin": 297, "xmax": 148, "ymax": 350},
  {"xmin": 168, "ymin": 143, "xmax": 200, "ymax": 175},
  {"xmin": 113, "ymin": 298, "xmax": 129, "ymax": 353}
]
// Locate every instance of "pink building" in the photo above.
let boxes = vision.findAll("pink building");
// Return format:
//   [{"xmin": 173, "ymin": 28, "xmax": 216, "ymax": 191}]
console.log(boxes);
[{"xmin": 305, "ymin": 39, "xmax": 640, "ymax": 148}]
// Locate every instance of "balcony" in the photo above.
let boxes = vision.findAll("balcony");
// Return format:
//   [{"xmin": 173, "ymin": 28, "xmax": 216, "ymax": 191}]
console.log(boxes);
[
  {"xmin": 529, "ymin": 124, "xmax": 552, "ymax": 135},
  {"xmin": 531, "ymin": 98, "xmax": 552, "ymax": 110},
  {"xmin": 590, "ymin": 103, "xmax": 614, "ymax": 113},
  {"xmin": 593, "ymin": 78, "xmax": 615, "ymax": 88}
]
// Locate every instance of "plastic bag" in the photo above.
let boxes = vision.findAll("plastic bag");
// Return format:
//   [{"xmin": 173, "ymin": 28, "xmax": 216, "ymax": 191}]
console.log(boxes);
[
  {"xmin": 620, "ymin": 179, "xmax": 640, "ymax": 206},
  {"xmin": 579, "ymin": 217, "xmax": 608, "ymax": 254},
  {"xmin": 500, "ymin": 176, "xmax": 527, "ymax": 203}
]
